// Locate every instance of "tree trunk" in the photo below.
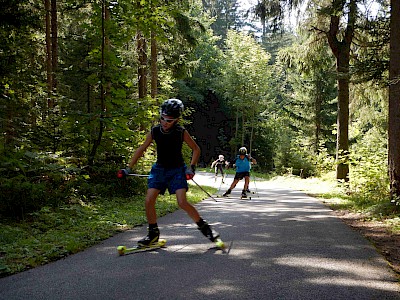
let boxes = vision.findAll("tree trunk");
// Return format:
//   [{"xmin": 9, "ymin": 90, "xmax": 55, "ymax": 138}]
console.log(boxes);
[
  {"xmin": 137, "ymin": 31, "xmax": 147, "ymax": 99},
  {"xmin": 315, "ymin": 90, "xmax": 322, "ymax": 153},
  {"xmin": 335, "ymin": 52, "xmax": 350, "ymax": 181},
  {"xmin": 151, "ymin": 31, "xmax": 158, "ymax": 102},
  {"xmin": 89, "ymin": 1, "xmax": 108, "ymax": 165},
  {"xmin": 51, "ymin": 0, "xmax": 58, "ymax": 96},
  {"xmin": 241, "ymin": 113, "xmax": 245, "ymax": 146},
  {"xmin": 389, "ymin": 0, "xmax": 400, "ymax": 199},
  {"xmin": 45, "ymin": 0, "xmax": 52, "ymax": 109},
  {"xmin": 233, "ymin": 107, "xmax": 239, "ymax": 155},
  {"xmin": 325, "ymin": 0, "xmax": 356, "ymax": 181},
  {"xmin": 249, "ymin": 116, "xmax": 254, "ymax": 155},
  {"xmin": 249, "ymin": 102, "xmax": 255, "ymax": 155}
]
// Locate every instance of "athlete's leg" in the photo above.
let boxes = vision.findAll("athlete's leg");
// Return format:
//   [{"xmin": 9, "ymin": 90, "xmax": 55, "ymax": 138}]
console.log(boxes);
[
  {"xmin": 229, "ymin": 178, "xmax": 239, "ymax": 190},
  {"xmin": 138, "ymin": 188, "xmax": 161, "ymax": 246},
  {"xmin": 175, "ymin": 188, "xmax": 201, "ymax": 222},
  {"xmin": 145, "ymin": 188, "xmax": 160, "ymax": 224},
  {"xmin": 223, "ymin": 178, "xmax": 239, "ymax": 196},
  {"xmin": 175, "ymin": 188, "xmax": 218, "ymax": 241},
  {"xmin": 244, "ymin": 176, "xmax": 250, "ymax": 191}
]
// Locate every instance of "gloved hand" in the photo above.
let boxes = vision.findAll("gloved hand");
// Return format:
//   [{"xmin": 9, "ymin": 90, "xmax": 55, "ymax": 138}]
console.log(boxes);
[
  {"xmin": 185, "ymin": 165, "xmax": 196, "ymax": 180},
  {"xmin": 117, "ymin": 167, "xmax": 131, "ymax": 179}
]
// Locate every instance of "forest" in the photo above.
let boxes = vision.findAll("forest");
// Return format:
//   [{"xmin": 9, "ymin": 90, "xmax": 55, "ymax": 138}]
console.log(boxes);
[{"xmin": 1, "ymin": 0, "xmax": 399, "ymax": 221}]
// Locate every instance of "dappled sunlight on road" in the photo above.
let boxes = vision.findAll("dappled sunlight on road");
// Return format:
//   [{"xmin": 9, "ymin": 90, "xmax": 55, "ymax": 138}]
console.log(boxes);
[
  {"xmin": 196, "ymin": 279, "xmax": 242, "ymax": 295},
  {"xmin": 275, "ymin": 255, "xmax": 399, "ymax": 292}
]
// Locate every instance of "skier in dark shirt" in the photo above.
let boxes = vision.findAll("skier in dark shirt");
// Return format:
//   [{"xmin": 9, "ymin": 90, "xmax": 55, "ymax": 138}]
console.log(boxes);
[
  {"xmin": 211, "ymin": 155, "xmax": 226, "ymax": 182},
  {"xmin": 118, "ymin": 99, "xmax": 219, "ymax": 246}
]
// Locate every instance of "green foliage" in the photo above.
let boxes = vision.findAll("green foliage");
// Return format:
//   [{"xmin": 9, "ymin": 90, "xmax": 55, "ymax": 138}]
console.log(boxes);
[
  {"xmin": 349, "ymin": 135, "xmax": 389, "ymax": 205},
  {"xmin": 272, "ymin": 123, "xmax": 317, "ymax": 177},
  {"xmin": 0, "ymin": 150, "xmax": 148, "ymax": 219},
  {"xmin": 0, "ymin": 151, "xmax": 74, "ymax": 218},
  {"xmin": 352, "ymin": 6, "xmax": 390, "ymax": 85},
  {"xmin": 313, "ymin": 146, "xmax": 336, "ymax": 176},
  {"xmin": 346, "ymin": 80, "xmax": 390, "ymax": 208},
  {"xmin": 251, "ymin": 122, "xmax": 275, "ymax": 172},
  {"xmin": 220, "ymin": 30, "xmax": 273, "ymax": 154},
  {"xmin": 0, "ymin": 0, "xmax": 45, "ymax": 153},
  {"xmin": 202, "ymin": 0, "xmax": 244, "ymax": 47},
  {"xmin": 278, "ymin": 32, "xmax": 337, "ymax": 152}
]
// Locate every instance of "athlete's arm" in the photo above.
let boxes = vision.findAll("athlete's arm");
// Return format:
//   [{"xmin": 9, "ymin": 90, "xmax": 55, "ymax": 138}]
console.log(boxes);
[
  {"xmin": 183, "ymin": 130, "xmax": 200, "ymax": 166},
  {"xmin": 128, "ymin": 131, "xmax": 153, "ymax": 169}
]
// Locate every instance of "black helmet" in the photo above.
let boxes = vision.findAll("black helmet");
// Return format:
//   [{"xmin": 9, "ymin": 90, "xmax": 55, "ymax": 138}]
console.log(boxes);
[
  {"xmin": 160, "ymin": 99, "xmax": 184, "ymax": 118},
  {"xmin": 239, "ymin": 147, "xmax": 247, "ymax": 155}
]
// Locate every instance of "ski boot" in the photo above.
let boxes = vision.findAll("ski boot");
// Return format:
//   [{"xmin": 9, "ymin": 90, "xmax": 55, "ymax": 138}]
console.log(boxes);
[
  {"xmin": 241, "ymin": 190, "xmax": 247, "ymax": 199},
  {"xmin": 198, "ymin": 221, "xmax": 220, "ymax": 242},
  {"xmin": 138, "ymin": 227, "xmax": 160, "ymax": 247},
  {"xmin": 222, "ymin": 189, "xmax": 231, "ymax": 197},
  {"xmin": 246, "ymin": 188, "xmax": 251, "ymax": 193}
]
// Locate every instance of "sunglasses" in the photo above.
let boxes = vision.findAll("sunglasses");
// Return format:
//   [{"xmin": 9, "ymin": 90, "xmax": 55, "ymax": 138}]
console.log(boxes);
[{"xmin": 160, "ymin": 116, "xmax": 177, "ymax": 123}]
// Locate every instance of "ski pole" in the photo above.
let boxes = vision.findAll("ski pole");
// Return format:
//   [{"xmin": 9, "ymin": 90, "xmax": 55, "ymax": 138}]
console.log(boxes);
[
  {"xmin": 217, "ymin": 172, "xmax": 227, "ymax": 195},
  {"xmin": 127, "ymin": 173, "xmax": 149, "ymax": 177},
  {"xmin": 252, "ymin": 174, "xmax": 259, "ymax": 197},
  {"xmin": 117, "ymin": 169, "xmax": 149, "ymax": 179},
  {"xmin": 191, "ymin": 178, "xmax": 218, "ymax": 202}
]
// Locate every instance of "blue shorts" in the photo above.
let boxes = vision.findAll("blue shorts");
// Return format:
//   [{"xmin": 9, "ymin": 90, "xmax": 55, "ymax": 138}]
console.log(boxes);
[{"xmin": 148, "ymin": 164, "xmax": 188, "ymax": 195}]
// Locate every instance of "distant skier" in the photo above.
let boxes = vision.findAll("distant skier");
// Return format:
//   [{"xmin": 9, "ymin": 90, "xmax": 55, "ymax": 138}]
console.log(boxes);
[
  {"xmin": 211, "ymin": 154, "xmax": 226, "ymax": 182},
  {"xmin": 223, "ymin": 147, "xmax": 256, "ymax": 198}
]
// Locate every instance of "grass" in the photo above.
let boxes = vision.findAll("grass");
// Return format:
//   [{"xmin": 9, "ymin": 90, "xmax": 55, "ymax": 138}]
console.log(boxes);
[{"xmin": 0, "ymin": 184, "xmax": 216, "ymax": 278}]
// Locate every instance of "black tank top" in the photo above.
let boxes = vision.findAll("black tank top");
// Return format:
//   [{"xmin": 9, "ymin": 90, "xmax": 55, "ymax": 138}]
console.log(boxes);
[{"xmin": 151, "ymin": 124, "xmax": 185, "ymax": 168}]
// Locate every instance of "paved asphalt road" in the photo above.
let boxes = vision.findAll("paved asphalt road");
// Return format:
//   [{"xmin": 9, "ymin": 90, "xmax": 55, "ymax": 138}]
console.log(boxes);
[{"xmin": 1, "ymin": 172, "xmax": 399, "ymax": 300}]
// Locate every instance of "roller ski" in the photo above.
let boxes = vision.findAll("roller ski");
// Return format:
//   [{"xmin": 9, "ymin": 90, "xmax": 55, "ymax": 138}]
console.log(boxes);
[
  {"xmin": 246, "ymin": 188, "xmax": 255, "ymax": 194},
  {"xmin": 118, "ymin": 227, "xmax": 166, "ymax": 255},
  {"xmin": 214, "ymin": 237, "xmax": 226, "ymax": 249},
  {"xmin": 240, "ymin": 190, "xmax": 251, "ymax": 200},
  {"xmin": 198, "ymin": 220, "xmax": 225, "ymax": 249},
  {"xmin": 221, "ymin": 189, "xmax": 251, "ymax": 200},
  {"xmin": 117, "ymin": 239, "xmax": 167, "ymax": 255}
]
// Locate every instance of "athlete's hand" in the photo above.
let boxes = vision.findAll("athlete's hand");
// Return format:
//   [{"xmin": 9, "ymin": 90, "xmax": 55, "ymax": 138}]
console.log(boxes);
[
  {"xmin": 117, "ymin": 167, "xmax": 131, "ymax": 178},
  {"xmin": 185, "ymin": 165, "xmax": 196, "ymax": 180}
]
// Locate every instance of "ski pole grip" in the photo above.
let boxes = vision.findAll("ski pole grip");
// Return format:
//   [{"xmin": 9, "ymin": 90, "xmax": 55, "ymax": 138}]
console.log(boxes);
[{"xmin": 117, "ymin": 167, "xmax": 131, "ymax": 178}]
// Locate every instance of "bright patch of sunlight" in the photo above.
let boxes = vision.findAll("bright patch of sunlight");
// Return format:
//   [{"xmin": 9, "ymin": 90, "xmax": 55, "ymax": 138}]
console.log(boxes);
[{"xmin": 274, "ymin": 255, "xmax": 399, "ymax": 292}]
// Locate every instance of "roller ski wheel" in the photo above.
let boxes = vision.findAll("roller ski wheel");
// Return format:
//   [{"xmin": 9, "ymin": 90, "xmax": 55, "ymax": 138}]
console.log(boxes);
[
  {"xmin": 214, "ymin": 237, "xmax": 225, "ymax": 249},
  {"xmin": 117, "ymin": 239, "xmax": 167, "ymax": 255},
  {"xmin": 216, "ymin": 194, "xmax": 227, "ymax": 198}
]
